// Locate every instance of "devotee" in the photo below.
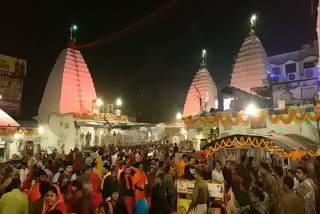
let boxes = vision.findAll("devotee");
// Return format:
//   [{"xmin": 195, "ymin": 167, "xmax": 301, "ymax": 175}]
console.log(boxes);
[
  {"xmin": 250, "ymin": 187, "xmax": 267, "ymax": 214},
  {"xmin": 98, "ymin": 183, "xmax": 128, "ymax": 214},
  {"xmin": 131, "ymin": 163, "xmax": 147, "ymax": 202},
  {"xmin": 19, "ymin": 163, "xmax": 29, "ymax": 185},
  {"xmin": 287, "ymin": 169, "xmax": 299, "ymax": 191},
  {"xmin": 30, "ymin": 169, "xmax": 49, "ymax": 203},
  {"xmin": 156, "ymin": 161, "xmax": 165, "ymax": 177},
  {"xmin": 120, "ymin": 165, "xmax": 134, "ymax": 214},
  {"xmin": 302, "ymin": 155, "xmax": 315, "ymax": 179},
  {"xmin": 150, "ymin": 173, "xmax": 171, "ymax": 214},
  {"xmin": 58, "ymin": 163, "xmax": 73, "ymax": 184},
  {"xmin": 0, "ymin": 176, "xmax": 29, "ymax": 214},
  {"xmin": 145, "ymin": 166, "xmax": 156, "ymax": 206},
  {"xmin": 66, "ymin": 180, "xmax": 83, "ymax": 213},
  {"xmin": 238, "ymin": 155, "xmax": 247, "ymax": 179},
  {"xmin": 84, "ymin": 153, "xmax": 93, "ymax": 166},
  {"xmin": 44, "ymin": 163, "xmax": 53, "ymax": 183},
  {"xmin": 255, "ymin": 181, "xmax": 270, "ymax": 214},
  {"xmin": 202, "ymin": 163, "xmax": 212, "ymax": 180},
  {"xmin": 112, "ymin": 151, "xmax": 118, "ymax": 166},
  {"xmin": 259, "ymin": 162, "xmax": 275, "ymax": 209},
  {"xmin": 173, "ymin": 143, "xmax": 178, "ymax": 156},
  {"xmin": 225, "ymin": 184, "xmax": 240, "ymax": 214},
  {"xmin": 212, "ymin": 160, "xmax": 224, "ymax": 183},
  {"xmin": 296, "ymin": 166, "xmax": 316, "ymax": 214},
  {"xmin": 79, "ymin": 165, "xmax": 102, "ymax": 209},
  {"xmin": 42, "ymin": 185, "xmax": 67, "ymax": 214},
  {"xmin": 222, "ymin": 160, "xmax": 232, "ymax": 190},
  {"xmin": 279, "ymin": 176, "xmax": 304, "ymax": 214},
  {"xmin": 101, "ymin": 164, "xmax": 113, "ymax": 201},
  {"xmin": 134, "ymin": 197, "xmax": 149, "ymax": 214},
  {"xmin": 272, "ymin": 166, "xmax": 284, "ymax": 212},
  {"xmin": 96, "ymin": 150, "xmax": 104, "ymax": 177},
  {"xmin": 30, "ymin": 181, "xmax": 51, "ymax": 214},
  {"xmin": 177, "ymin": 154, "xmax": 188, "ymax": 178},
  {"xmin": 188, "ymin": 168, "xmax": 209, "ymax": 214},
  {"xmin": 92, "ymin": 162, "xmax": 103, "ymax": 180},
  {"xmin": 163, "ymin": 165, "xmax": 176, "ymax": 210},
  {"xmin": 53, "ymin": 167, "xmax": 64, "ymax": 184},
  {"xmin": 77, "ymin": 183, "xmax": 94, "ymax": 214},
  {"xmin": 184, "ymin": 157, "xmax": 195, "ymax": 180}
]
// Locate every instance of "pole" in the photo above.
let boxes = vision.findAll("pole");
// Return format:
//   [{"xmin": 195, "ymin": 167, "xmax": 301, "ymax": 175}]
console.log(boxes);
[{"xmin": 268, "ymin": 74, "xmax": 273, "ymax": 111}]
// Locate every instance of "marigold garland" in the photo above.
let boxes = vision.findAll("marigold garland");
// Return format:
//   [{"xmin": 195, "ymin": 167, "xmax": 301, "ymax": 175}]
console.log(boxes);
[
  {"xmin": 204, "ymin": 136, "xmax": 319, "ymax": 160},
  {"xmin": 73, "ymin": 113, "xmax": 128, "ymax": 121},
  {"xmin": 184, "ymin": 110, "xmax": 320, "ymax": 128}
]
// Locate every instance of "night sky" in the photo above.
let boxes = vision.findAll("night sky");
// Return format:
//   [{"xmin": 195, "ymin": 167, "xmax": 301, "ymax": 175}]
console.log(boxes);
[{"xmin": 0, "ymin": 0, "xmax": 317, "ymax": 122}]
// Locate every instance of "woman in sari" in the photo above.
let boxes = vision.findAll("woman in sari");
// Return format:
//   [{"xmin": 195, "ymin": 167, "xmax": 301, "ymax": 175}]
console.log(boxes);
[{"xmin": 42, "ymin": 185, "xmax": 67, "ymax": 214}]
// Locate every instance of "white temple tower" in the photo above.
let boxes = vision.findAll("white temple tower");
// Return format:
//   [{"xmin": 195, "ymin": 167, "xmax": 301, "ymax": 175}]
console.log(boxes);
[
  {"xmin": 183, "ymin": 50, "xmax": 218, "ymax": 116},
  {"xmin": 38, "ymin": 38, "xmax": 97, "ymax": 122},
  {"xmin": 230, "ymin": 16, "xmax": 271, "ymax": 94}
]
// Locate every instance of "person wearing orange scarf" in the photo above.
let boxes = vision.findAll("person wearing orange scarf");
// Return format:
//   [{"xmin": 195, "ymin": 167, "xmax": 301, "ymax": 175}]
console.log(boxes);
[
  {"xmin": 30, "ymin": 170, "xmax": 48, "ymax": 203},
  {"xmin": 120, "ymin": 166, "xmax": 134, "ymax": 214},
  {"xmin": 131, "ymin": 163, "xmax": 147, "ymax": 203}
]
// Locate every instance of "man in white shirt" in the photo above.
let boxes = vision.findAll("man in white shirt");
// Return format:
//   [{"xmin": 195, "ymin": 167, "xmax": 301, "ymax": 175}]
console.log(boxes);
[
  {"xmin": 19, "ymin": 163, "xmax": 29, "ymax": 186},
  {"xmin": 212, "ymin": 160, "xmax": 224, "ymax": 183},
  {"xmin": 112, "ymin": 152, "xmax": 118, "ymax": 166},
  {"xmin": 288, "ymin": 169, "xmax": 299, "ymax": 191}
]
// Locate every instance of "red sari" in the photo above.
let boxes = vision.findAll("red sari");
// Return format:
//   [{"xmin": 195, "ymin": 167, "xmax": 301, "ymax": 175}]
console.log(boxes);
[{"xmin": 89, "ymin": 171, "xmax": 103, "ymax": 209}]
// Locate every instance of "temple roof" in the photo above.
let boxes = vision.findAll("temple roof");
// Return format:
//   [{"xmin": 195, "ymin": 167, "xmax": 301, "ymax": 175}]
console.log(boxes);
[
  {"xmin": 0, "ymin": 109, "xmax": 19, "ymax": 127},
  {"xmin": 183, "ymin": 66, "xmax": 218, "ymax": 116},
  {"xmin": 230, "ymin": 32, "xmax": 271, "ymax": 94},
  {"xmin": 38, "ymin": 44, "xmax": 97, "ymax": 119}
]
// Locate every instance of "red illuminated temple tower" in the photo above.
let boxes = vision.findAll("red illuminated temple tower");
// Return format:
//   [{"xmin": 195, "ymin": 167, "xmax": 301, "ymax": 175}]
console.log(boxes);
[
  {"xmin": 183, "ymin": 50, "xmax": 218, "ymax": 116},
  {"xmin": 38, "ymin": 32, "xmax": 97, "ymax": 121}
]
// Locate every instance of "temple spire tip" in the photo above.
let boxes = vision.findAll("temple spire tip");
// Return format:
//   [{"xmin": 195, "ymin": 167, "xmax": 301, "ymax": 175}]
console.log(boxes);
[{"xmin": 201, "ymin": 49, "xmax": 207, "ymax": 67}]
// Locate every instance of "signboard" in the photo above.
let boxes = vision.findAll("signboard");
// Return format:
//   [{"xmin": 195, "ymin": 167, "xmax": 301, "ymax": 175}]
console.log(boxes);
[
  {"xmin": 176, "ymin": 179, "xmax": 225, "ymax": 200},
  {"xmin": 0, "ymin": 54, "xmax": 27, "ymax": 112},
  {"xmin": 208, "ymin": 183, "xmax": 224, "ymax": 198}
]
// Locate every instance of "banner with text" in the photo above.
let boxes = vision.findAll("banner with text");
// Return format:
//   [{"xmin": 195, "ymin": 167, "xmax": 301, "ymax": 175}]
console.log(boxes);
[{"xmin": 0, "ymin": 54, "xmax": 27, "ymax": 112}]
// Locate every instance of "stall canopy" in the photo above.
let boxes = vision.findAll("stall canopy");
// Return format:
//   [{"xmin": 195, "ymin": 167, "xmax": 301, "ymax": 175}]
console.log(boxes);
[
  {"xmin": 202, "ymin": 133, "xmax": 319, "ymax": 159},
  {"xmin": 0, "ymin": 109, "xmax": 19, "ymax": 127}
]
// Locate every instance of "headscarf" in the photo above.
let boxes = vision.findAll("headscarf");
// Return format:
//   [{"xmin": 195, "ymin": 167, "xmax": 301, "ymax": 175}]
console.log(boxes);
[{"xmin": 41, "ymin": 185, "xmax": 65, "ymax": 214}]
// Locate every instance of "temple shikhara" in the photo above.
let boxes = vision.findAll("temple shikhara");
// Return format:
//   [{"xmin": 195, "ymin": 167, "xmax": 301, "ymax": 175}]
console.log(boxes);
[
  {"xmin": 1, "ymin": 5, "xmax": 320, "ymax": 214},
  {"xmin": 183, "ymin": 50, "xmax": 218, "ymax": 116},
  {"xmin": 0, "ymin": 8, "xmax": 320, "ymax": 162},
  {"xmin": 230, "ymin": 17, "xmax": 271, "ymax": 95},
  {"xmin": 38, "ymin": 40, "xmax": 97, "ymax": 122}
]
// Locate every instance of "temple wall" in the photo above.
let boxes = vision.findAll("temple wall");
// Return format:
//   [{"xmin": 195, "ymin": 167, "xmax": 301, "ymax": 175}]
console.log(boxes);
[{"xmin": 39, "ymin": 114, "xmax": 76, "ymax": 153}]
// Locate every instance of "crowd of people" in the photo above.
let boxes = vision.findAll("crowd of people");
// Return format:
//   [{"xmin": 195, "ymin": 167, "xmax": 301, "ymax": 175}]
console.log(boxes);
[
  {"xmin": 219, "ymin": 155, "xmax": 320, "ymax": 214},
  {"xmin": 0, "ymin": 141, "xmax": 319, "ymax": 214},
  {"xmin": 0, "ymin": 142, "xmax": 182, "ymax": 214}
]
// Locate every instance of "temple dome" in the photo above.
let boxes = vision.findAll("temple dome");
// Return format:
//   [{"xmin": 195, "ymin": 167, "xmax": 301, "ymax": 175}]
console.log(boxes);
[
  {"xmin": 230, "ymin": 32, "xmax": 271, "ymax": 94},
  {"xmin": 38, "ymin": 45, "xmax": 97, "ymax": 120},
  {"xmin": 183, "ymin": 65, "xmax": 218, "ymax": 116}
]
